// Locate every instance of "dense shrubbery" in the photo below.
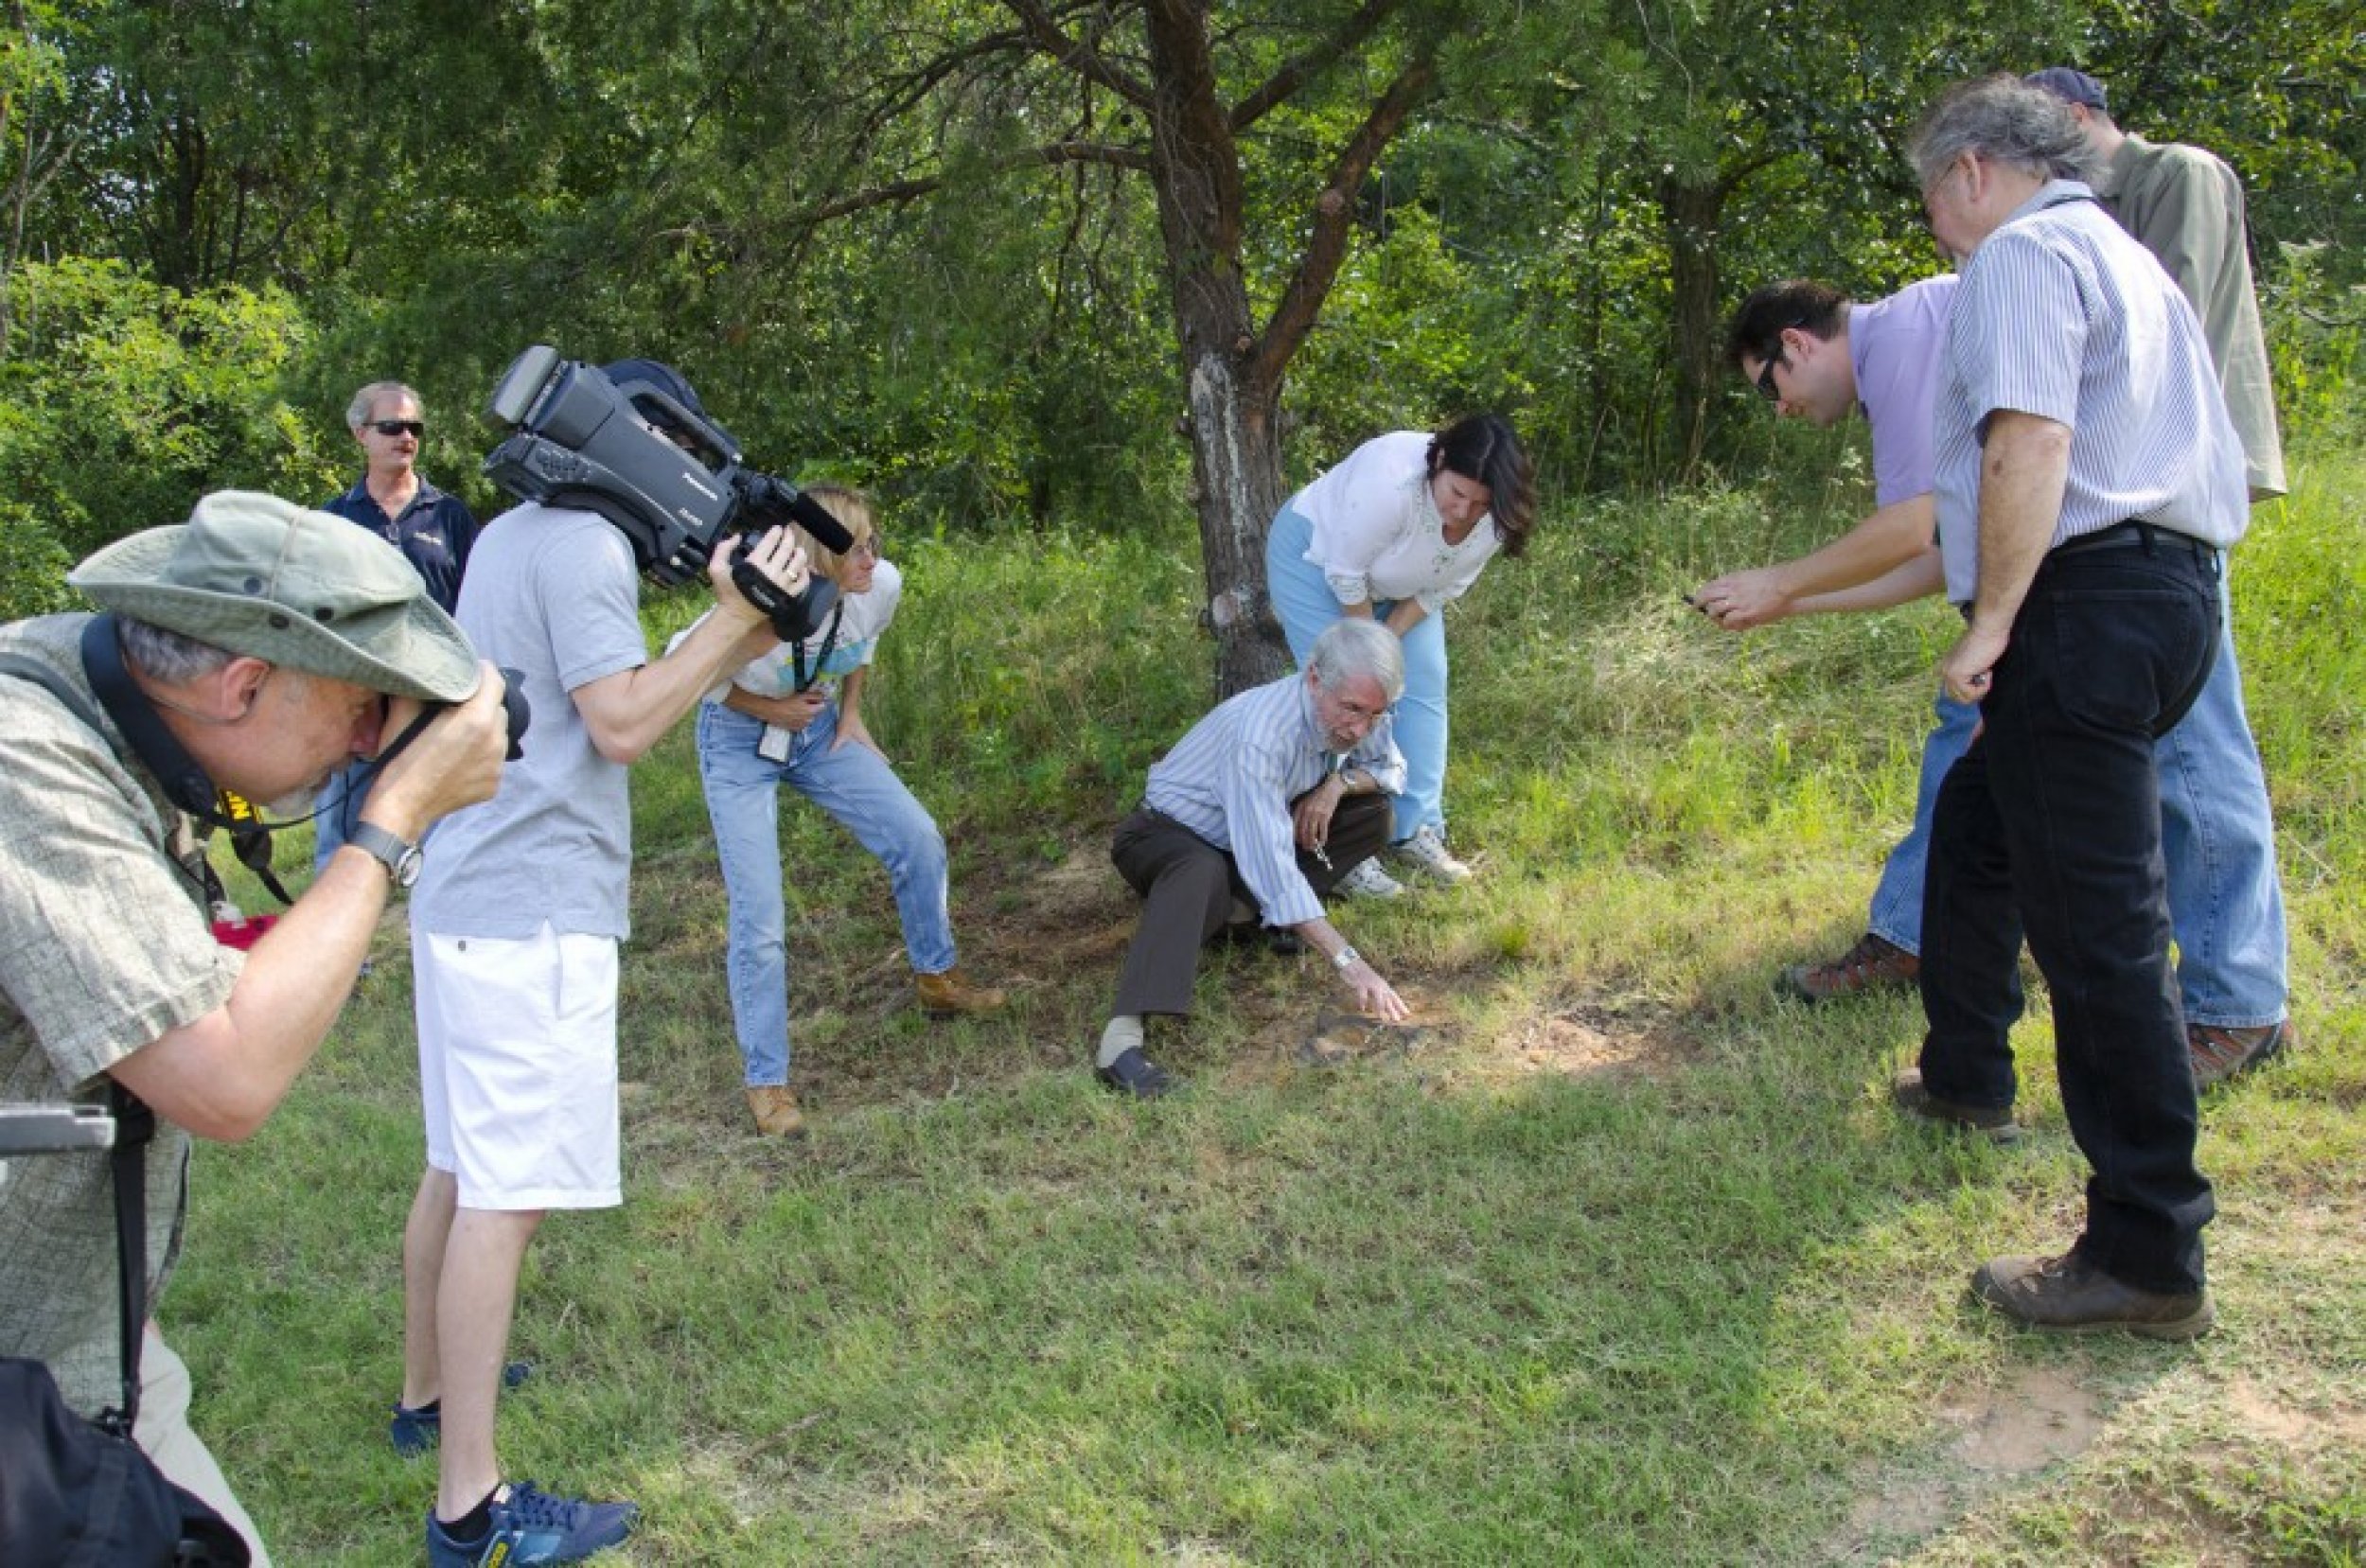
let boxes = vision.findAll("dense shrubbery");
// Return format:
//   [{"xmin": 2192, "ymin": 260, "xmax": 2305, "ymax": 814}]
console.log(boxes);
[{"xmin": 0, "ymin": 259, "xmax": 335, "ymax": 618}]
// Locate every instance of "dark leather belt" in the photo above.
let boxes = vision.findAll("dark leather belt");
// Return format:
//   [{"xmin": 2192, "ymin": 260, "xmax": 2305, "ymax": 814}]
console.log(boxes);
[{"xmin": 2051, "ymin": 519, "xmax": 2213, "ymax": 558}]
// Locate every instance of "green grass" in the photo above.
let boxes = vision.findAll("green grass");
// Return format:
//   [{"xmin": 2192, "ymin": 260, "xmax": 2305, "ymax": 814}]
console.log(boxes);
[{"xmin": 175, "ymin": 449, "xmax": 2365, "ymax": 1564}]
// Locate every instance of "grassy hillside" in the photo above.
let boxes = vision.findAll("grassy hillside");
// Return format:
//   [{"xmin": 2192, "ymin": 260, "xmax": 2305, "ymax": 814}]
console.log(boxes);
[{"xmin": 172, "ymin": 451, "xmax": 2364, "ymax": 1564}]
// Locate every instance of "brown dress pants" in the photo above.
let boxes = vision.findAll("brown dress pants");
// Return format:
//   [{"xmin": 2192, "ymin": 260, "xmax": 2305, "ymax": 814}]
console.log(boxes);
[{"xmin": 1107, "ymin": 789, "xmax": 1391, "ymax": 1017}]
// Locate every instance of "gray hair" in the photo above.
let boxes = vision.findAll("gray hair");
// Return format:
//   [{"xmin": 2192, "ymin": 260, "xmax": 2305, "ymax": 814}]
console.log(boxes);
[
  {"xmin": 1307, "ymin": 617, "xmax": 1404, "ymax": 703},
  {"xmin": 117, "ymin": 616, "xmax": 235, "ymax": 684},
  {"xmin": 345, "ymin": 379, "xmax": 422, "ymax": 431},
  {"xmin": 1909, "ymin": 75, "xmax": 2096, "ymax": 190}
]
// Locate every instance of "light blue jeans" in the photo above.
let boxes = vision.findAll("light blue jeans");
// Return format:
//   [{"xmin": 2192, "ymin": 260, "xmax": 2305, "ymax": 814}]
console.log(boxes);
[
  {"xmin": 1265, "ymin": 505, "xmax": 1449, "ymax": 841},
  {"xmin": 697, "ymin": 699, "xmax": 957, "ymax": 1087},
  {"xmin": 1868, "ymin": 595, "xmax": 2287, "ymax": 1029}
]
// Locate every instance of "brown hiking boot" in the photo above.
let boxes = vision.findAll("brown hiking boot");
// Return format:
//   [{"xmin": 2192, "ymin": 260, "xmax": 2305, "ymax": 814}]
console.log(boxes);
[
  {"xmin": 1777, "ymin": 932, "xmax": 1918, "ymax": 1004},
  {"xmin": 1891, "ymin": 1067, "xmax": 2021, "ymax": 1144},
  {"xmin": 1971, "ymin": 1250, "xmax": 2214, "ymax": 1340},
  {"xmin": 2187, "ymin": 1017, "xmax": 2293, "ymax": 1090},
  {"xmin": 915, "ymin": 966, "xmax": 1007, "ymax": 1018},
  {"xmin": 745, "ymin": 1085, "xmax": 807, "ymax": 1137}
]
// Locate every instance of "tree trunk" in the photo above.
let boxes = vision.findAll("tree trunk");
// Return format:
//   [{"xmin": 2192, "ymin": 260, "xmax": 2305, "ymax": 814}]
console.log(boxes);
[
  {"xmin": 1657, "ymin": 171, "xmax": 1723, "ymax": 482},
  {"xmin": 1140, "ymin": 0, "xmax": 1291, "ymax": 696}
]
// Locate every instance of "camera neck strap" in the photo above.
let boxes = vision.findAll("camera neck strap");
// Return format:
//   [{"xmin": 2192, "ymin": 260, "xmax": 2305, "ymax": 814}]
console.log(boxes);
[
  {"xmin": 78, "ymin": 617, "xmax": 295, "ymax": 906},
  {"xmin": 791, "ymin": 599, "xmax": 848, "ymax": 695},
  {"xmin": 96, "ymin": 1081, "xmax": 157, "ymax": 1437}
]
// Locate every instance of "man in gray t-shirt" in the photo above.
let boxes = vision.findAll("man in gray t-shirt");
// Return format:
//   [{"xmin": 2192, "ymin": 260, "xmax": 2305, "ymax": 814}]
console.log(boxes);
[{"xmin": 396, "ymin": 361, "xmax": 811, "ymax": 1565}]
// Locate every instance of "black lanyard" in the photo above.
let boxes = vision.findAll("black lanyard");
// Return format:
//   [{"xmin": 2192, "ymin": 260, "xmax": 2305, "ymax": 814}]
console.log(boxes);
[{"xmin": 790, "ymin": 600, "xmax": 848, "ymax": 694}]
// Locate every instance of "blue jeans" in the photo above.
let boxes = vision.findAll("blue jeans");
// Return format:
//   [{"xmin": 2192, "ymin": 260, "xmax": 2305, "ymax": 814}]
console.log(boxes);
[
  {"xmin": 1867, "ymin": 593, "xmax": 2287, "ymax": 1029},
  {"xmin": 1264, "ymin": 506, "xmax": 1449, "ymax": 840},
  {"xmin": 697, "ymin": 700, "xmax": 957, "ymax": 1087},
  {"xmin": 311, "ymin": 759, "xmax": 367, "ymax": 875},
  {"xmin": 1919, "ymin": 536, "xmax": 2220, "ymax": 1295}
]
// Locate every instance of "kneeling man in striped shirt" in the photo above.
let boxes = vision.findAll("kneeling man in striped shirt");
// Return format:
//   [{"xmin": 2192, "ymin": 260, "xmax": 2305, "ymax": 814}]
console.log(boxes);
[{"xmin": 1095, "ymin": 618, "xmax": 1414, "ymax": 1098}]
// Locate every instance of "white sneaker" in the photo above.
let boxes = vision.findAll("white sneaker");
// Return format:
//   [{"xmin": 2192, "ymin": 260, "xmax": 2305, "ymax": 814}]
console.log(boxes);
[
  {"xmin": 1389, "ymin": 824, "xmax": 1473, "ymax": 885},
  {"xmin": 1333, "ymin": 857, "xmax": 1405, "ymax": 900}
]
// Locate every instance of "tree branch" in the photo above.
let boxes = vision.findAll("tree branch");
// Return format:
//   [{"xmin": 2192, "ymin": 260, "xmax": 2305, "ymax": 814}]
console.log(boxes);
[
  {"xmin": 1252, "ymin": 51, "xmax": 1437, "ymax": 391},
  {"xmin": 999, "ymin": 0, "xmax": 1157, "ymax": 111},
  {"xmin": 1232, "ymin": 0, "xmax": 1405, "ymax": 132},
  {"xmin": 774, "ymin": 139, "xmax": 1151, "ymax": 226}
]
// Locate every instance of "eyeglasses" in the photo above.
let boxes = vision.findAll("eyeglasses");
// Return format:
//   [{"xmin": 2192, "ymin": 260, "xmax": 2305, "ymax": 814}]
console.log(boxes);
[
  {"xmin": 1754, "ymin": 354, "xmax": 1784, "ymax": 402},
  {"xmin": 369, "ymin": 419, "xmax": 424, "ymax": 438}
]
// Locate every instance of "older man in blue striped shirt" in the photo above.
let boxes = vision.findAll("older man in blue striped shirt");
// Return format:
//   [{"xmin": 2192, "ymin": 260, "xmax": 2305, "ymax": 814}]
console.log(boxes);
[
  {"xmin": 1095, "ymin": 618, "xmax": 1413, "ymax": 1098},
  {"xmin": 1906, "ymin": 76, "xmax": 2247, "ymax": 1341}
]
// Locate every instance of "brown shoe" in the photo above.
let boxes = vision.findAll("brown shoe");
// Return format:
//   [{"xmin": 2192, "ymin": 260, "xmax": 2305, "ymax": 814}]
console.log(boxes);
[
  {"xmin": 1892, "ymin": 1067, "xmax": 2021, "ymax": 1144},
  {"xmin": 745, "ymin": 1085, "xmax": 808, "ymax": 1137},
  {"xmin": 2188, "ymin": 1017, "xmax": 2293, "ymax": 1090},
  {"xmin": 1777, "ymin": 933, "xmax": 1918, "ymax": 1004},
  {"xmin": 1971, "ymin": 1250, "xmax": 2214, "ymax": 1340},
  {"xmin": 915, "ymin": 966, "xmax": 1007, "ymax": 1018}
]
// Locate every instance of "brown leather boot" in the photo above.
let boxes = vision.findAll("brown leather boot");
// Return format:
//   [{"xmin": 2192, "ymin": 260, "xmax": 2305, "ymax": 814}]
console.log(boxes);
[
  {"xmin": 915, "ymin": 966, "xmax": 1007, "ymax": 1018},
  {"xmin": 745, "ymin": 1085, "xmax": 807, "ymax": 1137}
]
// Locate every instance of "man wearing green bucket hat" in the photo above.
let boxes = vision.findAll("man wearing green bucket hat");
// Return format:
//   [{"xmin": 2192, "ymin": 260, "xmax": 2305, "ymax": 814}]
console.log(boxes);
[{"xmin": 0, "ymin": 490, "xmax": 512, "ymax": 1563}]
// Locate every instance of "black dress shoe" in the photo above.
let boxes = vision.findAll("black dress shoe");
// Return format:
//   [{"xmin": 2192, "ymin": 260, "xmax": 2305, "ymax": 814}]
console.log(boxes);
[
  {"xmin": 1095, "ymin": 1046, "xmax": 1177, "ymax": 1100},
  {"xmin": 1216, "ymin": 921, "xmax": 1304, "ymax": 958}
]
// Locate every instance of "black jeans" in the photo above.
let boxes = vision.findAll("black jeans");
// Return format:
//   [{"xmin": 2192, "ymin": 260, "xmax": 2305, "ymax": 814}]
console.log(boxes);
[{"xmin": 1918, "ymin": 534, "xmax": 2222, "ymax": 1295}]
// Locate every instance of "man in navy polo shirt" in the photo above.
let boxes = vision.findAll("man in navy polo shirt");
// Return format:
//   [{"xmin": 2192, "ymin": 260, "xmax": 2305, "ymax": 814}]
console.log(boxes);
[{"xmin": 315, "ymin": 380, "xmax": 481, "ymax": 874}]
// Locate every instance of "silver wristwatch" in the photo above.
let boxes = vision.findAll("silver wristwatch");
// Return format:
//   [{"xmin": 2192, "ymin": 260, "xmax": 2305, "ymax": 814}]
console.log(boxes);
[{"xmin": 348, "ymin": 822, "xmax": 423, "ymax": 889}]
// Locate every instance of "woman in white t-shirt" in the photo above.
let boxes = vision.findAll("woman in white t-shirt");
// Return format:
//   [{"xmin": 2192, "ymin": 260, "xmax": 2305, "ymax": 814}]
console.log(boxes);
[
  {"xmin": 691, "ymin": 485, "xmax": 1005, "ymax": 1136},
  {"xmin": 1263, "ymin": 414, "xmax": 1535, "ymax": 894}
]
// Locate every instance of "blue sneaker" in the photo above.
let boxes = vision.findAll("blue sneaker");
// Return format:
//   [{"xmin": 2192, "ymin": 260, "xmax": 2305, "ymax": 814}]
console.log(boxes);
[
  {"xmin": 424, "ymin": 1481, "xmax": 638, "ymax": 1566},
  {"xmin": 389, "ymin": 1361, "xmax": 537, "ymax": 1457}
]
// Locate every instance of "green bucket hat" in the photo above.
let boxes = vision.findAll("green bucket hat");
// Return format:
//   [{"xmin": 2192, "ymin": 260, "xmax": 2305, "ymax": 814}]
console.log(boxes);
[{"xmin": 69, "ymin": 490, "xmax": 482, "ymax": 703}]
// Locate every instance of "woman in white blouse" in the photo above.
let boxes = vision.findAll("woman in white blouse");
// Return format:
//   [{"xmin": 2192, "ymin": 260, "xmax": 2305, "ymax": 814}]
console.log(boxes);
[{"xmin": 1263, "ymin": 414, "xmax": 1534, "ymax": 894}]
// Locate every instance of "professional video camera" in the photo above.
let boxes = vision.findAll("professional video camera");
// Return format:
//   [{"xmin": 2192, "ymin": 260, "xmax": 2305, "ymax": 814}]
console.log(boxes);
[{"xmin": 482, "ymin": 346, "xmax": 851, "ymax": 642}]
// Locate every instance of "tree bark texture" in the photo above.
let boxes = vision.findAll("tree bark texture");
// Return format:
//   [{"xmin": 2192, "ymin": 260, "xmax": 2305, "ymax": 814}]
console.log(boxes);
[
  {"xmin": 1139, "ymin": 0, "xmax": 1292, "ymax": 696},
  {"xmin": 1657, "ymin": 171, "xmax": 1722, "ymax": 481}
]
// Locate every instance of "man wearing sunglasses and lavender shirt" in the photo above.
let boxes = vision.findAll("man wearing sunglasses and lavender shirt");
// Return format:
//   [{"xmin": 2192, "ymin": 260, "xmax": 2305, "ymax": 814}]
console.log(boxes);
[{"xmin": 315, "ymin": 382, "xmax": 482, "ymax": 875}]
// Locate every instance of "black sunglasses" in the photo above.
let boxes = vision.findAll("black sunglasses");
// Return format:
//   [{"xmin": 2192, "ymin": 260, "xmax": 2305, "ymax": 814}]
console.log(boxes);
[
  {"xmin": 1754, "ymin": 352, "xmax": 1784, "ymax": 402},
  {"xmin": 370, "ymin": 419, "xmax": 425, "ymax": 438}
]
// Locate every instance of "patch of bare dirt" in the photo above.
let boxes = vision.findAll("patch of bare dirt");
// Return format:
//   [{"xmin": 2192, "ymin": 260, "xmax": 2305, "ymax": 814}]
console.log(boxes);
[
  {"xmin": 736, "ymin": 840, "xmax": 1705, "ymax": 1113},
  {"xmin": 1825, "ymin": 1365, "xmax": 2109, "ymax": 1563},
  {"xmin": 1488, "ymin": 1001, "xmax": 1702, "ymax": 1084}
]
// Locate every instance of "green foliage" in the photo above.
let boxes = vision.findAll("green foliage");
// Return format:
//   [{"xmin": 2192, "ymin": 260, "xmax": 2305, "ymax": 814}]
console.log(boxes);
[
  {"xmin": 2263, "ymin": 240, "xmax": 2366, "ymax": 456},
  {"xmin": 0, "ymin": 258, "xmax": 337, "ymax": 569}
]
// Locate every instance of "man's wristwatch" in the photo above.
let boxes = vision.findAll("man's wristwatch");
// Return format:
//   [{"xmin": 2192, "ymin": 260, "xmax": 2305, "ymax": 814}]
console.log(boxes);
[
  {"xmin": 1333, "ymin": 944, "xmax": 1361, "ymax": 971},
  {"xmin": 348, "ymin": 822, "xmax": 423, "ymax": 889}
]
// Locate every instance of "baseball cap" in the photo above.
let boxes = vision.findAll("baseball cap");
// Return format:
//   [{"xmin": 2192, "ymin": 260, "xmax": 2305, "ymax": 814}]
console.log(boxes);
[{"xmin": 2025, "ymin": 67, "xmax": 2108, "ymax": 112}]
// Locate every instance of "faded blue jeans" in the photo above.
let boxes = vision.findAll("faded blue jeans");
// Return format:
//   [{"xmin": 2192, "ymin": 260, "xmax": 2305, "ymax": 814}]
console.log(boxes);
[
  {"xmin": 1265, "ymin": 505, "xmax": 1450, "ymax": 841},
  {"xmin": 697, "ymin": 699, "xmax": 957, "ymax": 1087},
  {"xmin": 1867, "ymin": 592, "xmax": 2287, "ymax": 1030}
]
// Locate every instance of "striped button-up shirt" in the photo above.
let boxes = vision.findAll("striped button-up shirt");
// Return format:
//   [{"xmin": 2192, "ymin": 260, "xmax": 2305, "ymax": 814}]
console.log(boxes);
[
  {"xmin": 1934, "ymin": 180, "xmax": 2249, "ymax": 605},
  {"xmin": 1143, "ymin": 671, "xmax": 1406, "ymax": 929}
]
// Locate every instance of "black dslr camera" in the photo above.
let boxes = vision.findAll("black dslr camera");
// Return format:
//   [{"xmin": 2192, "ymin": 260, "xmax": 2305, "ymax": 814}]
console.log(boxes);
[{"xmin": 483, "ymin": 346, "xmax": 849, "ymax": 642}]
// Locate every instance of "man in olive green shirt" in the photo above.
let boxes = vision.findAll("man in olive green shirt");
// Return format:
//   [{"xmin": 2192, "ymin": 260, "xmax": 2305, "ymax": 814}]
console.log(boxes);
[
  {"xmin": 0, "ymin": 493, "xmax": 508, "ymax": 1561},
  {"xmin": 2027, "ymin": 66, "xmax": 2286, "ymax": 500}
]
